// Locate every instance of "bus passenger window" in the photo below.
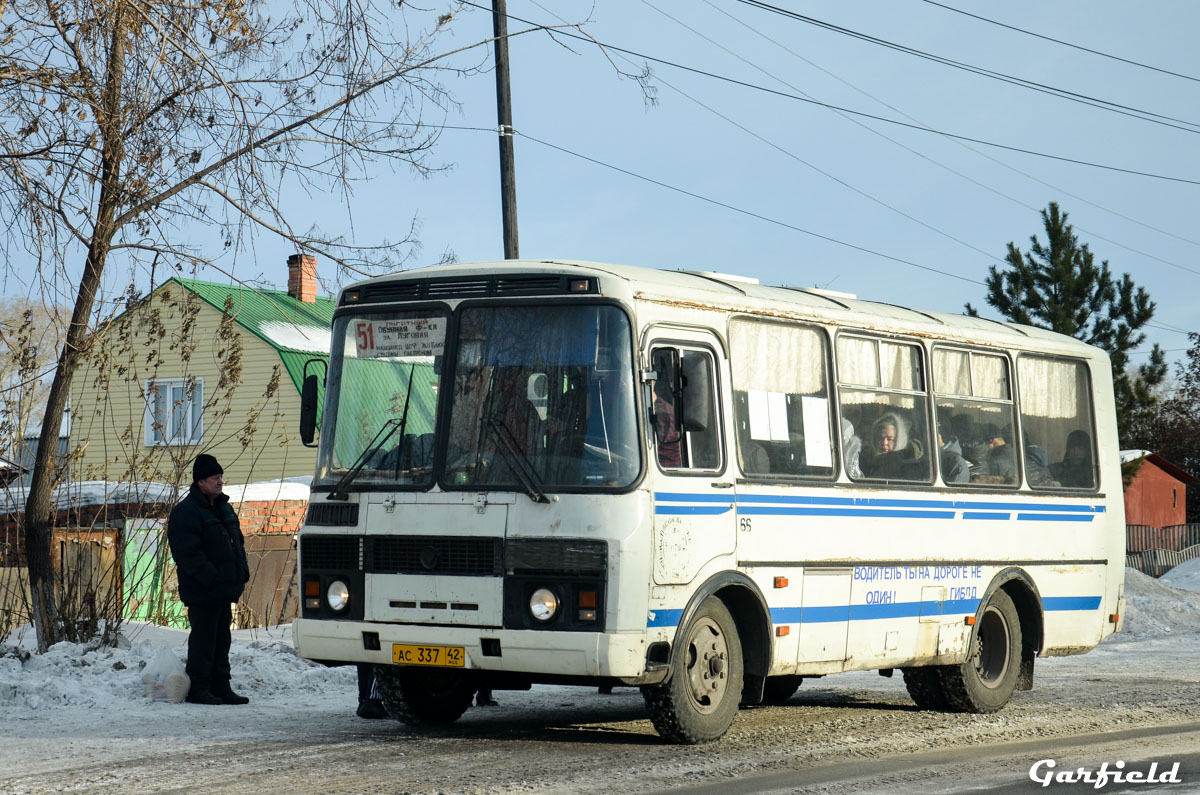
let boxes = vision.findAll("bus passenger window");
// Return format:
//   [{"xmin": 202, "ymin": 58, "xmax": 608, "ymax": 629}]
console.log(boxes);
[
  {"xmin": 1018, "ymin": 356, "xmax": 1097, "ymax": 490},
  {"xmin": 729, "ymin": 319, "xmax": 834, "ymax": 479},
  {"xmin": 837, "ymin": 336, "xmax": 932, "ymax": 484},
  {"xmin": 932, "ymin": 348, "xmax": 1019, "ymax": 488}
]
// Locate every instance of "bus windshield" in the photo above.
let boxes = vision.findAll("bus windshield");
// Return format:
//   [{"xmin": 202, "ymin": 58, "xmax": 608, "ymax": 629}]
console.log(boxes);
[
  {"xmin": 316, "ymin": 303, "xmax": 640, "ymax": 492},
  {"xmin": 445, "ymin": 304, "xmax": 640, "ymax": 491},
  {"xmin": 317, "ymin": 308, "xmax": 448, "ymax": 489}
]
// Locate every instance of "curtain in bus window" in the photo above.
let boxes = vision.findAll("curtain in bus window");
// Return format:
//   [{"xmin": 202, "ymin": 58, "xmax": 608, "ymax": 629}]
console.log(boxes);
[
  {"xmin": 1018, "ymin": 356, "xmax": 1096, "ymax": 490},
  {"xmin": 933, "ymin": 349, "xmax": 970, "ymax": 396},
  {"xmin": 973, "ymin": 352, "xmax": 1010, "ymax": 399},
  {"xmin": 836, "ymin": 336, "xmax": 879, "ymax": 387},
  {"xmin": 730, "ymin": 320, "xmax": 833, "ymax": 477},
  {"xmin": 880, "ymin": 341, "xmax": 922, "ymax": 391}
]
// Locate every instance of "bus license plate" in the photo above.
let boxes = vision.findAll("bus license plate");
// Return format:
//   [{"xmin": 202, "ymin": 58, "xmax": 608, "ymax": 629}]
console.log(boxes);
[{"xmin": 392, "ymin": 643, "xmax": 465, "ymax": 667}]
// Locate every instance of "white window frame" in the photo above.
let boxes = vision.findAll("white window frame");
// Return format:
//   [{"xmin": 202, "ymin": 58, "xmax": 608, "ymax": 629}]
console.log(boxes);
[{"xmin": 144, "ymin": 377, "xmax": 204, "ymax": 446}]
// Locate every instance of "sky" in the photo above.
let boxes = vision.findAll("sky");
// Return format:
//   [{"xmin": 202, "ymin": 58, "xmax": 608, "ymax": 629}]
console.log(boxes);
[{"xmin": 9, "ymin": 0, "xmax": 1199, "ymax": 374}]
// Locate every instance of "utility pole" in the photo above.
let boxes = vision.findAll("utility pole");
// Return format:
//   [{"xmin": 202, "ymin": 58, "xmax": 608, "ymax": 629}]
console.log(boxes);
[{"xmin": 492, "ymin": 0, "xmax": 519, "ymax": 259}]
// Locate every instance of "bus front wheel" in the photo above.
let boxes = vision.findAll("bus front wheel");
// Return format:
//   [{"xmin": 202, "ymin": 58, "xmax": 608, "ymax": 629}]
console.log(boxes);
[
  {"xmin": 642, "ymin": 596, "xmax": 744, "ymax": 744},
  {"xmin": 942, "ymin": 589, "xmax": 1022, "ymax": 713},
  {"xmin": 374, "ymin": 664, "xmax": 475, "ymax": 726}
]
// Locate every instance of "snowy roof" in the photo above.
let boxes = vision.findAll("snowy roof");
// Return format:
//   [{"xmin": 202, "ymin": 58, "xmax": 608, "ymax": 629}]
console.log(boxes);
[{"xmin": 0, "ymin": 478, "xmax": 311, "ymax": 512}]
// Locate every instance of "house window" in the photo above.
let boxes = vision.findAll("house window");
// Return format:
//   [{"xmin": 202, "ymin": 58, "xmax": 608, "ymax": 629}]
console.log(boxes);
[{"xmin": 145, "ymin": 378, "xmax": 203, "ymax": 446}]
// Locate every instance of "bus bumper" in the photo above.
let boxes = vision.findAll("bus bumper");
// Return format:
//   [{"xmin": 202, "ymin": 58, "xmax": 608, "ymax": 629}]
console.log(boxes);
[{"xmin": 292, "ymin": 618, "xmax": 649, "ymax": 678}]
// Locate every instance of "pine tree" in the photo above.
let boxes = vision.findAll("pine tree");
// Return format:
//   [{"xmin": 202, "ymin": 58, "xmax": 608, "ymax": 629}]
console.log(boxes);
[{"xmin": 967, "ymin": 202, "xmax": 1166, "ymax": 444}]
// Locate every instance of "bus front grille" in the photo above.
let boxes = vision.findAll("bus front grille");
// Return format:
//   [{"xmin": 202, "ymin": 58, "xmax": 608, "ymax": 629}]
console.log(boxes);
[
  {"xmin": 301, "ymin": 536, "xmax": 362, "ymax": 570},
  {"xmin": 369, "ymin": 536, "xmax": 503, "ymax": 576},
  {"xmin": 306, "ymin": 502, "xmax": 359, "ymax": 526}
]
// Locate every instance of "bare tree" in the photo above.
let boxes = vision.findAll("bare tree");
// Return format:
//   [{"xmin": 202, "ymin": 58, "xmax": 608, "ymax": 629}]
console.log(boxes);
[{"xmin": 0, "ymin": 0, "xmax": 571, "ymax": 651}]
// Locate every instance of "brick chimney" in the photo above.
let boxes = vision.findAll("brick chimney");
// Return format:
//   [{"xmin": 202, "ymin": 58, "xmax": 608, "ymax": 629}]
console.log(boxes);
[{"xmin": 287, "ymin": 253, "xmax": 318, "ymax": 303}]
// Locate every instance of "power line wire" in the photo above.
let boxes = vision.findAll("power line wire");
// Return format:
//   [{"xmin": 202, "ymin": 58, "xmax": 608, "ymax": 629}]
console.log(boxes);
[
  {"xmin": 733, "ymin": 0, "xmax": 1200, "ymax": 136},
  {"xmin": 919, "ymin": 0, "xmax": 1200, "ymax": 85},
  {"xmin": 628, "ymin": 1, "xmax": 997, "ymax": 263},
  {"xmin": 461, "ymin": 1, "xmax": 1200, "ymax": 187},
  {"xmin": 514, "ymin": 129, "xmax": 984, "ymax": 285},
  {"xmin": 701, "ymin": 0, "xmax": 1200, "ymax": 278}
]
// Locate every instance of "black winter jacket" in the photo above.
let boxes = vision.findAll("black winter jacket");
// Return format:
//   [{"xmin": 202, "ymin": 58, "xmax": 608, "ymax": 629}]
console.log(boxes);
[{"xmin": 167, "ymin": 485, "xmax": 250, "ymax": 605}]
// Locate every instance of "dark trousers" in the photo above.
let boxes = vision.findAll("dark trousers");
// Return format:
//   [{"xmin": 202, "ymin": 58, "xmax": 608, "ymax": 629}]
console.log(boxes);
[
  {"xmin": 356, "ymin": 663, "xmax": 376, "ymax": 700},
  {"xmin": 186, "ymin": 601, "xmax": 233, "ymax": 692}
]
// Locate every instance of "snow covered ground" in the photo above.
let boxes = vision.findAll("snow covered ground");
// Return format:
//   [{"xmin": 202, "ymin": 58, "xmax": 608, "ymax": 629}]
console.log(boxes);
[{"xmin": 2, "ymin": 563, "xmax": 1200, "ymax": 791}]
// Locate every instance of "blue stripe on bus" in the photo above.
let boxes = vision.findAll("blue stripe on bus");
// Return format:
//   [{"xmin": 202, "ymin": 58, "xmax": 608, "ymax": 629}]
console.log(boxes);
[
  {"xmin": 652, "ymin": 596, "xmax": 1100, "ymax": 627},
  {"xmin": 653, "ymin": 492, "xmax": 1103, "ymax": 522},
  {"xmin": 1044, "ymin": 596, "xmax": 1102, "ymax": 611},
  {"xmin": 738, "ymin": 506, "xmax": 956, "ymax": 519},
  {"xmin": 654, "ymin": 505, "xmax": 733, "ymax": 516},
  {"xmin": 1012, "ymin": 516, "xmax": 1099, "ymax": 523},
  {"xmin": 655, "ymin": 492, "xmax": 740, "ymax": 502}
]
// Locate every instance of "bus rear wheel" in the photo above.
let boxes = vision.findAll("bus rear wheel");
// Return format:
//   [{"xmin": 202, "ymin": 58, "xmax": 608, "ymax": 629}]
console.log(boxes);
[
  {"xmin": 942, "ymin": 589, "xmax": 1022, "ymax": 713},
  {"xmin": 761, "ymin": 675, "xmax": 804, "ymax": 703},
  {"xmin": 901, "ymin": 666, "xmax": 950, "ymax": 710},
  {"xmin": 642, "ymin": 596, "xmax": 744, "ymax": 744},
  {"xmin": 374, "ymin": 664, "xmax": 475, "ymax": 726}
]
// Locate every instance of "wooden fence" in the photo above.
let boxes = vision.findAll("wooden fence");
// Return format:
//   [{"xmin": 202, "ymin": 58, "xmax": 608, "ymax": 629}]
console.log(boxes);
[{"xmin": 1126, "ymin": 524, "xmax": 1200, "ymax": 578}]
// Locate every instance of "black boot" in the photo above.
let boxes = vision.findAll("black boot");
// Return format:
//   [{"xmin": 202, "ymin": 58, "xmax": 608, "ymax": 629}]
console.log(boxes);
[
  {"xmin": 186, "ymin": 688, "xmax": 223, "ymax": 705},
  {"xmin": 356, "ymin": 698, "xmax": 387, "ymax": 719},
  {"xmin": 212, "ymin": 683, "xmax": 250, "ymax": 705}
]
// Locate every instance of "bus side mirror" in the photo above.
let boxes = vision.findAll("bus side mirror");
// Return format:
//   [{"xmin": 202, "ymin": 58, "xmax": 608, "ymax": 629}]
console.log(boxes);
[
  {"xmin": 680, "ymin": 355, "xmax": 711, "ymax": 432},
  {"xmin": 300, "ymin": 374, "xmax": 319, "ymax": 447}
]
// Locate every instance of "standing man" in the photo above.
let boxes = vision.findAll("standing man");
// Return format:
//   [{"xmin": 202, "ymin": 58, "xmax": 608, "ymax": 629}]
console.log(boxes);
[{"xmin": 168, "ymin": 454, "xmax": 251, "ymax": 705}]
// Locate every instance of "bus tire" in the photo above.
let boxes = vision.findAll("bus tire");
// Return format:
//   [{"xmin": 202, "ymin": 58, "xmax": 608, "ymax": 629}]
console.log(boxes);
[
  {"xmin": 942, "ymin": 589, "xmax": 1022, "ymax": 713},
  {"xmin": 374, "ymin": 664, "xmax": 475, "ymax": 726},
  {"xmin": 901, "ymin": 666, "xmax": 950, "ymax": 710},
  {"xmin": 761, "ymin": 675, "xmax": 803, "ymax": 703},
  {"xmin": 642, "ymin": 596, "xmax": 744, "ymax": 744}
]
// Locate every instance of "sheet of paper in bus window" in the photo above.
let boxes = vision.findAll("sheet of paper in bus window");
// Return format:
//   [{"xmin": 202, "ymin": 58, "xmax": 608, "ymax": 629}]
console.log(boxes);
[
  {"xmin": 748, "ymin": 390, "xmax": 790, "ymax": 442},
  {"xmin": 801, "ymin": 396, "xmax": 833, "ymax": 468}
]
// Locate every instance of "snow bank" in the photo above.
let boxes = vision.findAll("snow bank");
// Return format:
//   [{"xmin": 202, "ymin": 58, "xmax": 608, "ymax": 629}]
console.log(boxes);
[
  {"xmin": 1117, "ymin": 565, "xmax": 1200, "ymax": 639},
  {"xmin": 3, "ymin": 566, "xmax": 1200, "ymax": 717},
  {"xmin": 0, "ymin": 623, "xmax": 351, "ymax": 713}
]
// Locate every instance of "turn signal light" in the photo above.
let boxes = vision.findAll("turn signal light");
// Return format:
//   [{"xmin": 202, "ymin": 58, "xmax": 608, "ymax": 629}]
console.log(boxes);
[
  {"xmin": 775, "ymin": 626, "xmax": 790, "ymax": 637},
  {"xmin": 965, "ymin": 615, "xmax": 976, "ymax": 626},
  {"xmin": 774, "ymin": 576, "xmax": 789, "ymax": 589},
  {"xmin": 1109, "ymin": 613, "xmax": 1120, "ymax": 624},
  {"xmin": 304, "ymin": 579, "xmax": 320, "ymax": 597}
]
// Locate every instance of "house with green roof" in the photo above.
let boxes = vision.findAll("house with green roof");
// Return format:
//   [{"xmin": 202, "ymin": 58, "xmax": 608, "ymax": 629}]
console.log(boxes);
[{"xmin": 70, "ymin": 255, "xmax": 338, "ymax": 486}]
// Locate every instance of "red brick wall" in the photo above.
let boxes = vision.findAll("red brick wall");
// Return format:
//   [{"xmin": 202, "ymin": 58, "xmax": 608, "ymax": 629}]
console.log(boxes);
[{"xmin": 1, "ymin": 498, "xmax": 307, "ymax": 566}]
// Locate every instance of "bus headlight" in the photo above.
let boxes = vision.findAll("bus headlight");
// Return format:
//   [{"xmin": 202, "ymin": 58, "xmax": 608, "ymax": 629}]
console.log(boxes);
[
  {"xmin": 327, "ymin": 579, "xmax": 351, "ymax": 612},
  {"xmin": 529, "ymin": 588, "xmax": 559, "ymax": 622}
]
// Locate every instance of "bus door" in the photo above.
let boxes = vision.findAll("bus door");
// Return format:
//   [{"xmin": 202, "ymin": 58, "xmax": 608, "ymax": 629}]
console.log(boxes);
[{"xmin": 646, "ymin": 334, "xmax": 734, "ymax": 585}]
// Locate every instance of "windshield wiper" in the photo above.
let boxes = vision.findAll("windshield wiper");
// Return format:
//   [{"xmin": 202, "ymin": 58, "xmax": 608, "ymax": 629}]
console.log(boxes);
[
  {"xmin": 486, "ymin": 415, "xmax": 549, "ymax": 504},
  {"xmin": 328, "ymin": 367, "xmax": 416, "ymax": 501}
]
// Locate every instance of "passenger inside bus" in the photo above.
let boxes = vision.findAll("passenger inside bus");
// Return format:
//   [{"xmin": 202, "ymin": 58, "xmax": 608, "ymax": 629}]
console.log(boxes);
[
  {"xmin": 860, "ymin": 412, "xmax": 927, "ymax": 480},
  {"xmin": 840, "ymin": 417, "xmax": 862, "ymax": 479},
  {"xmin": 975, "ymin": 425, "xmax": 1017, "ymax": 484},
  {"xmin": 652, "ymin": 353, "xmax": 683, "ymax": 468},
  {"xmin": 937, "ymin": 424, "xmax": 970, "ymax": 484},
  {"xmin": 1052, "ymin": 429, "xmax": 1095, "ymax": 488}
]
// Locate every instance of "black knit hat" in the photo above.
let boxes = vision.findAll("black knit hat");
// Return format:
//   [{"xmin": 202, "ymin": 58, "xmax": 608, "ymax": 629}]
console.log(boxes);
[{"xmin": 192, "ymin": 454, "xmax": 223, "ymax": 483}]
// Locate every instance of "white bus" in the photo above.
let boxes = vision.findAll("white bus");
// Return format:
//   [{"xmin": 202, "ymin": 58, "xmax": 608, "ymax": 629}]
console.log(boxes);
[{"xmin": 292, "ymin": 260, "xmax": 1125, "ymax": 744}]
